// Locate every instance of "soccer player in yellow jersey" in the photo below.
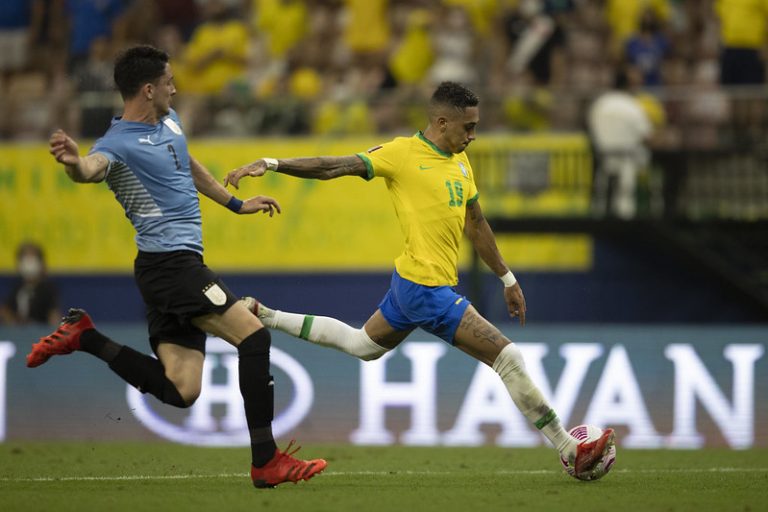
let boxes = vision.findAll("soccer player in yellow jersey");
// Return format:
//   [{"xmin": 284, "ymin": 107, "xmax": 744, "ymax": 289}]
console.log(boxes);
[{"xmin": 226, "ymin": 82, "xmax": 614, "ymax": 477}]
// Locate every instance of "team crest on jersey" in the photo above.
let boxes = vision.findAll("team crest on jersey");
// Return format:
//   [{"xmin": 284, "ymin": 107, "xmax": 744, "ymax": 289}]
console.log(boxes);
[
  {"xmin": 458, "ymin": 162, "xmax": 468, "ymax": 178},
  {"xmin": 163, "ymin": 118, "xmax": 183, "ymax": 135},
  {"xmin": 367, "ymin": 145, "xmax": 383, "ymax": 153},
  {"xmin": 203, "ymin": 283, "xmax": 226, "ymax": 306}
]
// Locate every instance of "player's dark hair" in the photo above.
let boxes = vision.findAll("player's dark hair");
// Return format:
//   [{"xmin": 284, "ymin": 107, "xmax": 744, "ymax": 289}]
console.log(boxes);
[
  {"xmin": 113, "ymin": 45, "xmax": 169, "ymax": 99},
  {"xmin": 430, "ymin": 81, "xmax": 479, "ymax": 114}
]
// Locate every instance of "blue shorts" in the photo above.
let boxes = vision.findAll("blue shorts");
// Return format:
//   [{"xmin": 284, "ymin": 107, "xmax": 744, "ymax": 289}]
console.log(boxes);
[{"xmin": 377, "ymin": 270, "xmax": 471, "ymax": 344}]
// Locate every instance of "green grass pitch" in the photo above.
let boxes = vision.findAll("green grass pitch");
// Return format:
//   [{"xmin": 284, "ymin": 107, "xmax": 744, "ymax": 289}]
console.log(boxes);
[{"xmin": 1, "ymin": 442, "xmax": 766, "ymax": 511}]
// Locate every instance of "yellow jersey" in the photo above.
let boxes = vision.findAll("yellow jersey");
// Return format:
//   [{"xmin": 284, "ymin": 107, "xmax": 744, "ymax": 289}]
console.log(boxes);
[
  {"xmin": 357, "ymin": 132, "xmax": 479, "ymax": 287},
  {"xmin": 716, "ymin": 0, "xmax": 768, "ymax": 48}
]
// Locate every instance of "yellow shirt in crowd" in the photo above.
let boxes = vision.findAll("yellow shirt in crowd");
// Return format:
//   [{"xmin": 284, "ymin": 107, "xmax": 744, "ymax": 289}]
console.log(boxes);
[
  {"xmin": 716, "ymin": 0, "xmax": 768, "ymax": 48},
  {"xmin": 183, "ymin": 20, "xmax": 248, "ymax": 94},
  {"xmin": 344, "ymin": 0, "xmax": 390, "ymax": 53}
]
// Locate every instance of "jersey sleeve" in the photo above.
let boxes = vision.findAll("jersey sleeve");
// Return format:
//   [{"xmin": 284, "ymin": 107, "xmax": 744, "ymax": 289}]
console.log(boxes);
[
  {"xmin": 464, "ymin": 157, "xmax": 480, "ymax": 205},
  {"xmin": 355, "ymin": 138, "xmax": 404, "ymax": 181},
  {"xmin": 89, "ymin": 134, "xmax": 125, "ymax": 180}
]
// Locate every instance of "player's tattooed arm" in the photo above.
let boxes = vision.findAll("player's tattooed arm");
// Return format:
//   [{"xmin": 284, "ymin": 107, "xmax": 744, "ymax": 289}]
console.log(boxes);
[
  {"xmin": 66, "ymin": 153, "xmax": 109, "ymax": 183},
  {"xmin": 464, "ymin": 201, "xmax": 526, "ymax": 324},
  {"xmin": 464, "ymin": 201, "xmax": 508, "ymax": 277},
  {"xmin": 276, "ymin": 155, "xmax": 368, "ymax": 180},
  {"xmin": 225, "ymin": 155, "xmax": 367, "ymax": 189}
]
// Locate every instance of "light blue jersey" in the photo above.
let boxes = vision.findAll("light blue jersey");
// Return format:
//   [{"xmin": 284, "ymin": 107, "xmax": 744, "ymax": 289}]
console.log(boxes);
[{"xmin": 90, "ymin": 109, "xmax": 202, "ymax": 254}]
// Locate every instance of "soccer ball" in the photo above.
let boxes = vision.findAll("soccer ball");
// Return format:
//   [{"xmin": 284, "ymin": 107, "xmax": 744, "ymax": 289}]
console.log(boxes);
[{"xmin": 559, "ymin": 424, "xmax": 616, "ymax": 481}]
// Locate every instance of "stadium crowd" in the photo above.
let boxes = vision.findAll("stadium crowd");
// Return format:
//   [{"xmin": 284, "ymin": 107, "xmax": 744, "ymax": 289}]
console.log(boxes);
[{"xmin": 0, "ymin": 0, "xmax": 765, "ymax": 147}]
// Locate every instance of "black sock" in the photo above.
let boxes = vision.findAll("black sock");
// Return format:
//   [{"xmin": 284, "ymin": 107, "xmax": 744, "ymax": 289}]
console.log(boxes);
[
  {"xmin": 108, "ymin": 346, "xmax": 187, "ymax": 408},
  {"xmin": 238, "ymin": 328, "xmax": 278, "ymax": 467},
  {"xmin": 80, "ymin": 329, "xmax": 122, "ymax": 363}
]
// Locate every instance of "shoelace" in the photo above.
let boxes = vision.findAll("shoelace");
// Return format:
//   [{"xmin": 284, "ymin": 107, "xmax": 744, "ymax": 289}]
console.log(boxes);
[{"xmin": 279, "ymin": 439, "xmax": 302, "ymax": 460}]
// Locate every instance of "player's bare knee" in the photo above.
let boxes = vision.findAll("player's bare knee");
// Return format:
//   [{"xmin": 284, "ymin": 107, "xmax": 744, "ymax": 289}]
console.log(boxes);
[{"xmin": 177, "ymin": 384, "xmax": 201, "ymax": 407}]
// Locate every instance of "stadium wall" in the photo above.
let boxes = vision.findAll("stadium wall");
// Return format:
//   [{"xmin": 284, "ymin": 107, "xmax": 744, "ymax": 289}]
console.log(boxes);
[
  {"xmin": 1, "ymin": 325, "xmax": 766, "ymax": 448},
  {"xmin": 0, "ymin": 136, "xmax": 761, "ymax": 323}
]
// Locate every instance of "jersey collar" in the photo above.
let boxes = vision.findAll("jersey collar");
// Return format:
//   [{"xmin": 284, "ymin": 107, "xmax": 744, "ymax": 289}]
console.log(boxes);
[{"xmin": 417, "ymin": 131, "xmax": 452, "ymax": 158}]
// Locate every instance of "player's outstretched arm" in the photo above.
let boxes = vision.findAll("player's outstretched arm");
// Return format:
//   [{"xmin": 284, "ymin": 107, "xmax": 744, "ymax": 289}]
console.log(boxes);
[
  {"xmin": 225, "ymin": 155, "xmax": 367, "ymax": 189},
  {"xmin": 191, "ymin": 155, "xmax": 281, "ymax": 216},
  {"xmin": 464, "ymin": 200, "xmax": 527, "ymax": 325},
  {"xmin": 49, "ymin": 129, "xmax": 108, "ymax": 183}
]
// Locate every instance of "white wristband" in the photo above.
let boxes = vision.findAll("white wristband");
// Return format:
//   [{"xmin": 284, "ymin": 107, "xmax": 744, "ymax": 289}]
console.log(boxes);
[
  {"xmin": 263, "ymin": 158, "xmax": 279, "ymax": 171},
  {"xmin": 500, "ymin": 271, "xmax": 517, "ymax": 287}
]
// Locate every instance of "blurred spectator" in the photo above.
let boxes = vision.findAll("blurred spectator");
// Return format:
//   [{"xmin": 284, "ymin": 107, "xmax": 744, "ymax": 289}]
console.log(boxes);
[
  {"xmin": 625, "ymin": 9, "xmax": 669, "ymax": 86},
  {"xmin": 65, "ymin": 0, "xmax": 126, "ymax": 72},
  {"xmin": 444, "ymin": 0, "xmax": 498, "ymax": 38},
  {"xmin": 503, "ymin": 86, "xmax": 554, "ymax": 132},
  {"xmin": 155, "ymin": 0, "xmax": 200, "ymax": 41},
  {"xmin": 605, "ymin": 0, "xmax": 671, "ymax": 58},
  {"xmin": 502, "ymin": 0, "xmax": 567, "ymax": 86},
  {"xmin": 0, "ymin": 0, "xmax": 763, "ymax": 141},
  {"xmin": 118, "ymin": 0, "xmax": 162, "ymax": 48},
  {"xmin": 1, "ymin": 242, "xmax": 61, "ymax": 326},
  {"xmin": 0, "ymin": 0, "xmax": 32, "ymax": 81},
  {"xmin": 254, "ymin": 0, "xmax": 308, "ymax": 60},
  {"xmin": 28, "ymin": 0, "xmax": 68, "ymax": 77},
  {"xmin": 387, "ymin": 9, "xmax": 434, "ymax": 88},
  {"xmin": 428, "ymin": 6, "xmax": 476, "ymax": 87},
  {"xmin": 682, "ymin": 58, "xmax": 731, "ymax": 148},
  {"xmin": 183, "ymin": 0, "xmax": 248, "ymax": 95},
  {"xmin": 0, "ymin": 1, "xmax": 31, "ymax": 138},
  {"xmin": 715, "ymin": 0, "xmax": 768, "ymax": 85},
  {"xmin": 176, "ymin": 0, "xmax": 248, "ymax": 133},
  {"xmin": 588, "ymin": 66, "xmax": 655, "ymax": 218},
  {"xmin": 343, "ymin": 0, "xmax": 390, "ymax": 63},
  {"xmin": 75, "ymin": 36, "xmax": 118, "ymax": 137}
]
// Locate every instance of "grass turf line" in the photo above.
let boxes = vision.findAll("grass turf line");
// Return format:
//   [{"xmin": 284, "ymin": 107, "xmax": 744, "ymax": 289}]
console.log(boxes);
[{"xmin": 1, "ymin": 442, "xmax": 767, "ymax": 512}]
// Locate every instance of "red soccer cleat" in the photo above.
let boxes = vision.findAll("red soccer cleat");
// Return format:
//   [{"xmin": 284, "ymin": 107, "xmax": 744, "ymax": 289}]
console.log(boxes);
[
  {"xmin": 26, "ymin": 308, "xmax": 95, "ymax": 368},
  {"xmin": 250, "ymin": 440, "xmax": 327, "ymax": 488},
  {"xmin": 574, "ymin": 427, "xmax": 615, "ymax": 475}
]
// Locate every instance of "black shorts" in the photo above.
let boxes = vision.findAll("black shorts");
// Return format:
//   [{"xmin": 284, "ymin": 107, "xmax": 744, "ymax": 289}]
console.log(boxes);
[{"xmin": 134, "ymin": 250, "xmax": 239, "ymax": 355}]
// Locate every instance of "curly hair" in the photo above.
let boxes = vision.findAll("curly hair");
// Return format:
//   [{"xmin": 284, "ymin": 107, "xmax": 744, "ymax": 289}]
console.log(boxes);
[
  {"xmin": 113, "ymin": 45, "xmax": 169, "ymax": 99},
  {"xmin": 430, "ymin": 81, "xmax": 479, "ymax": 112}
]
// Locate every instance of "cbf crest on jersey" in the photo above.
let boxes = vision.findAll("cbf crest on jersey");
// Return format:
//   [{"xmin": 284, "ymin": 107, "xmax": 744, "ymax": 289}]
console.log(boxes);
[{"xmin": 458, "ymin": 162, "xmax": 468, "ymax": 178}]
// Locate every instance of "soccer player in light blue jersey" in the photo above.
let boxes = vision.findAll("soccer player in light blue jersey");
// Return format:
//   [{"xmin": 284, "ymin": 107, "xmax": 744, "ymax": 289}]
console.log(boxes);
[{"xmin": 28, "ymin": 46, "xmax": 326, "ymax": 488}]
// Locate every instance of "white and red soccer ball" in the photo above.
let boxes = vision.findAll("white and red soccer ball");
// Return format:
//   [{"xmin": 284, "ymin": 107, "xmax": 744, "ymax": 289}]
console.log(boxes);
[{"xmin": 560, "ymin": 424, "xmax": 617, "ymax": 481}]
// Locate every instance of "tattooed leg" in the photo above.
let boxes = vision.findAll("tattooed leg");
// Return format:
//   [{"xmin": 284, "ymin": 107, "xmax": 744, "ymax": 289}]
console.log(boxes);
[{"xmin": 452, "ymin": 305, "xmax": 576, "ymax": 456}]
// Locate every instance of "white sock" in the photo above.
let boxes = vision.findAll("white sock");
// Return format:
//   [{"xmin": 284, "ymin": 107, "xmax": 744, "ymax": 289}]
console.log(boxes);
[
  {"xmin": 493, "ymin": 343, "xmax": 577, "ymax": 458},
  {"xmin": 257, "ymin": 302, "xmax": 388, "ymax": 361}
]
